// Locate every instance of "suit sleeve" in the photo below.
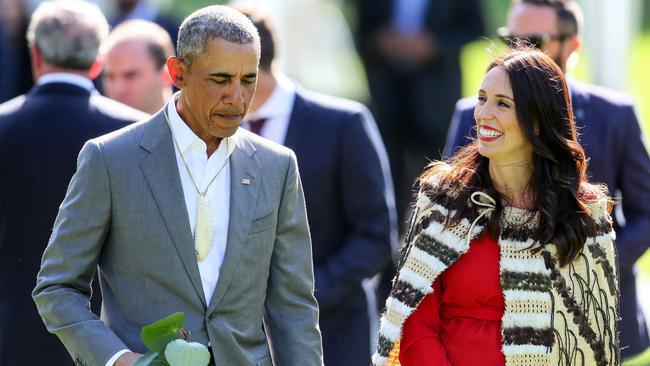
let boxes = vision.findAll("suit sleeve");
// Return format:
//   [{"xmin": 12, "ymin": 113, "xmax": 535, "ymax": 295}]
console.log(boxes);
[
  {"xmin": 313, "ymin": 108, "xmax": 395, "ymax": 310},
  {"xmin": 615, "ymin": 105, "xmax": 650, "ymax": 274},
  {"xmin": 263, "ymin": 151, "xmax": 323, "ymax": 365},
  {"xmin": 443, "ymin": 101, "xmax": 476, "ymax": 158},
  {"xmin": 32, "ymin": 141, "xmax": 127, "ymax": 366},
  {"xmin": 399, "ymin": 279, "xmax": 452, "ymax": 366}
]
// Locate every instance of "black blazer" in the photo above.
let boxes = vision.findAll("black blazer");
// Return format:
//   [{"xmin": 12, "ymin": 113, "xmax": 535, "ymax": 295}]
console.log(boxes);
[
  {"xmin": 284, "ymin": 89, "xmax": 395, "ymax": 365},
  {"xmin": 444, "ymin": 79, "xmax": 650, "ymax": 357},
  {"xmin": 0, "ymin": 81, "xmax": 147, "ymax": 366}
]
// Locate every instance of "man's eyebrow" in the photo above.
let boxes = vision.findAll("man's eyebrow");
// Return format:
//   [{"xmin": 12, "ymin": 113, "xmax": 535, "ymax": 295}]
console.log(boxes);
[
  {"xmin": 208, "ymin": 72, "xmax": 257, "ymax": 78},
  {"xmin": 209, "ymin": 72, "xmax": 233, "ymax": 78}
]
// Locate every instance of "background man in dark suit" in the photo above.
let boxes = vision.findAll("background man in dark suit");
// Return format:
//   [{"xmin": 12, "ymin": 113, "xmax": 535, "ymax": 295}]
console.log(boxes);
[
  {"xmin": 234, "ymin": 6, "xmax": 396, "ymax": 365},
  {"xmin": 444, "ymin": 0, "xmax": 650, "ymax": 359},
  {"xmin": 0, "ymin": 1, "xmax": 147, "ymax": 365},
  {"xmin": 353, "ymin": 0, "xmax": 485, "ymax": 223}
]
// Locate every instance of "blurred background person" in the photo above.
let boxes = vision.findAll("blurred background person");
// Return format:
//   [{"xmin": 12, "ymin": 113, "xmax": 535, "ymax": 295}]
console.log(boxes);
[
  {"xmin": 445, "ymin": 0, "xmax": 650, "ymax": 359},
  {"xmin": 232, "ymin": 4, "xmax": 396, "ymax": 365},
  {"xmin": 105, "ymin": 0, "xmax": 180, "ymax": 45},
  {"xmin": 351, "ymin": 0, "xmax": 486, "ymax": 318},
  {"xmin": 0, "ymin": 0, "xmax": 33, "ymax": 103},
  {"xmin": 352, "ymin": 0, "xmax": 485, "ymax": 225},
  {"xmin": 102, "ymin": 19, "xmax": 174, "ymax": 114},
  {"xmin": 0, "ymin": 1, "xmax": 147, "ymax": 365}
]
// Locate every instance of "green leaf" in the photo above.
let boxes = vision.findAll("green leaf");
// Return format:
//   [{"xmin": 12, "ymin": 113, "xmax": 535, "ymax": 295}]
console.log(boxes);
[
  {"xmin": 164, "ymin": 339, "xmax": 211, "ymax": 366},
  {"xmin": 133, "ymin": 351, "xmax": 169, "ymax": 366},
  {"xmin": 141, "ymin": 312, "xmax": 185, "ymax": 354}
]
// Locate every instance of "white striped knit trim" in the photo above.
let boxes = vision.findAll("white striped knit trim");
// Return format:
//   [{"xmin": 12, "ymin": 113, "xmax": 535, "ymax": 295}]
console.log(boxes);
[
  {"xmin": 500, "ymin": 256, "xmax": 550, "ymax": 275},
  {"xmin": 372, "ymin": 353, "xmax": 388, "ymax": 366},
  {"xmin": 502, "ymin": 312, "xmax": 552, "ymax": 329},
  {"xmin": 502, "ymin": 344, "xmax": 551, "ymax": 355},
  {"xmin": 429, "ymin": 202, "xmax": 449, "ymax": 216},
  {"xmin": 379, "ymin": 316, "xmax": 402, "ymax": 341},
  {"xmin": 500, "ymin": 237, "xmax": 537, "ymax": 250},
  {"xmin": 428, "ymin": 203, "xmax": 481, "ymax": 235},
  {"xmin": 462, "ymin": 216, "xmax": 486, "ymax": 237},
  {"xmin": 398, "ymin": 266, "xmax": 435, "ymax": 291},
  {"xmin": 590, "ymin": 230, "xmax": 616, "ymax": 244},
  {"xmin": 409, "ymin": 246, "xmax": 448, "ymax": 274},
  {"xmin": 503, "ymin": 289, "xmax": 552, "ymax": 302},
  {"xmin": 421, "ymin": 220, "xmax": 475, "ymax": 253},
  {"xmin": 415, "ymin": 190, "xmax": 434, "ymax": 208},
  {"xmin": 385, "ymin": 297, "xmax": 415, "ymax": 319}
]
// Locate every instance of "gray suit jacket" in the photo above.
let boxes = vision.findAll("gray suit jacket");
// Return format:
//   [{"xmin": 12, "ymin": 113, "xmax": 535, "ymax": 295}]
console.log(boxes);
[{"xmin": 33, "ymin": 110, "xmax": 323, "ymax": 366}]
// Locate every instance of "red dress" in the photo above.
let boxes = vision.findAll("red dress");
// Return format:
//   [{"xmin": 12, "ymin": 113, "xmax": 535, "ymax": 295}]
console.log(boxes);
[{"xmin": 399, "ymin": 232, "xmax": 506, "ymax": 366}]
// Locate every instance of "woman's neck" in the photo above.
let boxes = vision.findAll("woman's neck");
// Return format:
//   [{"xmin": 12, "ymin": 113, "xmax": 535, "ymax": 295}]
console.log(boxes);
[{"xmin": 488, "ymin": 158, "xmax": 534, "ymax": 209}]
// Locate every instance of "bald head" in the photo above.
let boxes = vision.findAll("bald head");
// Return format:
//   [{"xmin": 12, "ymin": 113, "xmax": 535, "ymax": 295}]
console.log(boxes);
[{"xmin": 103, "ymin": 20, "xmax": 174, "ymax": 114}]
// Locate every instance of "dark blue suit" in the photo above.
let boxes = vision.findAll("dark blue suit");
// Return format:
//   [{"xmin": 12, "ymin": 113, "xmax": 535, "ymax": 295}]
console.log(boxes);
[
  {"xmin": 444, "ymin": 79, "xmax": 650, "ymax": 358},
  {"xmin": 0, "ymin": 81, "xmax": 147, "ymax": 366},
  {"xmin": 283, "ymin": 89, "xmax": 395, "ymax": 365}
]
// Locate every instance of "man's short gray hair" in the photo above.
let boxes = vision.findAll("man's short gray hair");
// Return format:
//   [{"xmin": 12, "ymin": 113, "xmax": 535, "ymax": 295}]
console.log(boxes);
[
  {"xmin": 26, "ymin": 0, "xmax": 109, "ymax": 70},
  {"xmin": 177, "ymin": 5, "xmax": 260, "ymax": 66}
]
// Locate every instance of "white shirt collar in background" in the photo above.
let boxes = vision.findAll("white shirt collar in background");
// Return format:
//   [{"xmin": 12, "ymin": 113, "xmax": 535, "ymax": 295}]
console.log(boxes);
[
  {"xmin": 37, "ymin": 72, "xmax": 94, "ymax": 91},
  {"xmin": 243, "ymin": 73, "xmax": 296, "ymax": 144}
]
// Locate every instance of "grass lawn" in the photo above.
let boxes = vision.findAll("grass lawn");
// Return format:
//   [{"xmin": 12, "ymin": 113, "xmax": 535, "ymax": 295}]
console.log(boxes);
[{"xmin": 460, "ymin": 34, "xmax": 650, "ymax": 365}]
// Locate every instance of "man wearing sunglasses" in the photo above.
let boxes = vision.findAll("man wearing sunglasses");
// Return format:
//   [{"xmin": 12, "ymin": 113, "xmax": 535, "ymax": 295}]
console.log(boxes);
[{"xmin": 444, "ymin": 0, "xmax": 650, "ymax": 360}]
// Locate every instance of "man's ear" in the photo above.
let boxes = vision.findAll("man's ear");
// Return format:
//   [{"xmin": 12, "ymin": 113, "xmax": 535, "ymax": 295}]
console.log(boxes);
[
  {"xmin": 161, "ymin": 63, "xmax": 174, "ymax": 86},
  {"xmin": 87, "ymin": 54, "xmax": 104, "ymax": 80},
  {"xmin": 30, "ymin": 44, "xmax": 43, "ymax": 81},
  {"xmin": 167, "ymin": 56, "xmax": 186, "ymax": 88},
  {"xmin": 568, "ymin": 35, "xmax": 581, "ymax": 54}
]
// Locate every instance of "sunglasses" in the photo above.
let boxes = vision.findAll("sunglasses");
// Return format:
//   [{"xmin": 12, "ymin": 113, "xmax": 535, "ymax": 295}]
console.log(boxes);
[{"xmin": 497, "ymin": 27, "xmax": 572, "ymax": 49}]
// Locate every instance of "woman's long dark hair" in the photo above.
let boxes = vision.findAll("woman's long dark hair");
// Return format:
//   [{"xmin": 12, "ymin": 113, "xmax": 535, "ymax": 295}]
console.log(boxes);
[{"xmin": 423, "ymin": 49, "xmax": 610, "ymax": 267}]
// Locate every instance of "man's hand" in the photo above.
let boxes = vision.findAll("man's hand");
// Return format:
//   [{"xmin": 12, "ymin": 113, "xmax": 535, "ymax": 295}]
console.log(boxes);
[
  {"xmin": 374, "ymin": 28, "xmax": 437, "ymax": 66},
  {"xmin": 114, "ymin": 352, "xmax": 143, "ymax": 366}
]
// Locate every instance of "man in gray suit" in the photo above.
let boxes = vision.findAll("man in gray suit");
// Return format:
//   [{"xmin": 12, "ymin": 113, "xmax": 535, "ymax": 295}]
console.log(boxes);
[{"xmin": 33, "ymin": 5, "xmax": 322, "ymax": 366}]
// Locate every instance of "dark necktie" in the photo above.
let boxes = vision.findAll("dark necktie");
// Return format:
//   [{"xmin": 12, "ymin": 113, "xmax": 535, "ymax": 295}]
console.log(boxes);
[{"xmin": 248, "ymin": 117, "xmax": 267, "ymax": 135}]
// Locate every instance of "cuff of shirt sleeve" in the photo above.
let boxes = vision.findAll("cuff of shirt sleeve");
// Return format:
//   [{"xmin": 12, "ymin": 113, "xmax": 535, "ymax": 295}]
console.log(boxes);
[{"xmin": 106, "ymin": 349, "xmax": 130, "ymax": 366}]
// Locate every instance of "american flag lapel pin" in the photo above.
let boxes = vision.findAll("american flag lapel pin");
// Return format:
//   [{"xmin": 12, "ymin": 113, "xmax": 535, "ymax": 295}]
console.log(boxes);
[{"xmin": 241, "ymin": 178, "xmax": 251, "ymax": 185}]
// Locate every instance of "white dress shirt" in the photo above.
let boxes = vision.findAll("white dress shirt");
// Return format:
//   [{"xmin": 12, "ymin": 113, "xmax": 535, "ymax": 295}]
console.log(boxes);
[
  {"xmin": 37, "ymin": 72, "xmax": 95, "ymax": 90},
  {"xmin": 106, "ymin": 94, "xmax": 236, "ymax": 366},
  {"xmin": 242, "ymin": 73, "xmax": 296, "ymax": 143},
  {"xmin": 166, "ymin": 94, "xmax": 235, "ymax": 303}
]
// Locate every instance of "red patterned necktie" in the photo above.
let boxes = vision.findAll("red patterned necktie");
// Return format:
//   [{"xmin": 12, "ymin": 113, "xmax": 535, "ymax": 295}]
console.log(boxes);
[{"xmin": 248, "ymin": 117, "xmax": 267, "ymax": 135}]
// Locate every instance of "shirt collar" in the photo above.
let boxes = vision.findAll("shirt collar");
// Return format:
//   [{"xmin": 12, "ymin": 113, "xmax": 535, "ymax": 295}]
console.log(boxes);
[
  {"xmin": 37, "ymin": 72, "xmax": 94, "ymax": 91},
  {"xmin": 246, "ymin": 73, "xmax": 295, "ymax": 121},
  {"xmin": 166, "ymin": 92, "xmax": 237, "ymax": 158}
]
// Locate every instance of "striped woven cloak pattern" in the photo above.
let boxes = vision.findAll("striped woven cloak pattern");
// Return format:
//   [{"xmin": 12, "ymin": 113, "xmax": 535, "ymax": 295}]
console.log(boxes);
[{"xmin": 372, "ymin": 177, "xmax": 619, "ymax": 366}]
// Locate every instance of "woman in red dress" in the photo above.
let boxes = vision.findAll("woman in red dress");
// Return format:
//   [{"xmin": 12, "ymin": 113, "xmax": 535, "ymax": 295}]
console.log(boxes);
[{"xmin": 373, "ymin": 49, "xmax": 619, "ymax": 366}]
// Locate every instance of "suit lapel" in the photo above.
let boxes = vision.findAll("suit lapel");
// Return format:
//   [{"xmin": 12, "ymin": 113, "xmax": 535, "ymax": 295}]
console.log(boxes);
[
  {"xmin": 283, "ymin": 91, "xmax": 312, "ymax": 153},
  {"xmin": 207, "ymin": 131, "xmax": 261, "ymax": 313},
  {"xmin": 568, "ymin": 79, "xmax": 589, "ymax": 130},
  {"xmin": 139, "ymin": 112, "xmax": 207, "ymax": 307}
]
